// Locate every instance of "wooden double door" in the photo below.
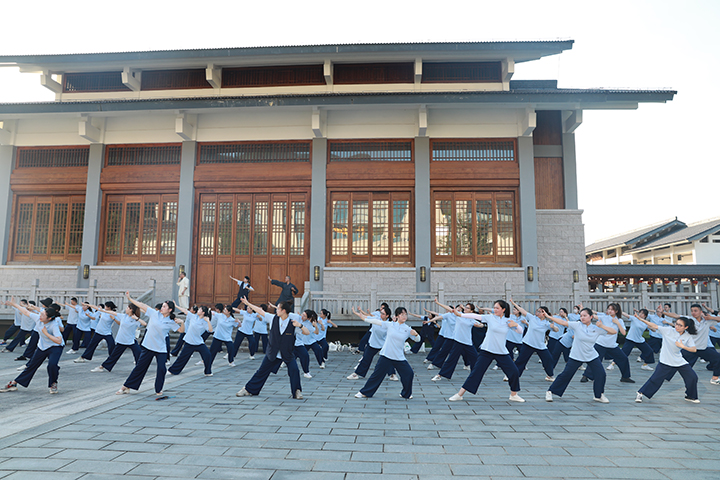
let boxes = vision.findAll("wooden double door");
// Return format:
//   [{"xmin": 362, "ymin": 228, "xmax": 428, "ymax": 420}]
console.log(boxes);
[{"xmin": 194, "ymin": 192, "xmax": 309, "ymax": 306}]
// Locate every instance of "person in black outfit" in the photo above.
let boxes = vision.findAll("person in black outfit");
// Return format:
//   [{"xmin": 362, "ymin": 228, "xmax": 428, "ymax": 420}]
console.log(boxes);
[
  {"xmin": 230, "ymin": 275, "xmax": 254, "ymax": 309},
  {"xmin": 268, "ymin": 275, "xmax": 298, "ymax": 312},
  {"xmin": 236, "ymin": 298, "xmax": 309, "ymax": 399},
  {"xmin": 408, "ymin": 312, "xmax": 439, "ymax": 354}
]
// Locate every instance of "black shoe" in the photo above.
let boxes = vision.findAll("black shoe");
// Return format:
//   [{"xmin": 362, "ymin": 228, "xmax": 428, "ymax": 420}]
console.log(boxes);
[
  {"xmin": 620, "ymin": 377, "xmax": 635, "ymax": 383},
  {"xmin": 580, "ymin": 376, "xmax": 589, "ymax": 383},
  {"xmin": 14, "ymin": 356, "xmax": 27, "ymax": 361}
]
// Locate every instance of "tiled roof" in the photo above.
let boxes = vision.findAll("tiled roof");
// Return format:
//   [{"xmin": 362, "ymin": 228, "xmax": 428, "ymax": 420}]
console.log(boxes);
[
  {"xmin": 587, "ymin": 264, "xmax": 720, "ymax": 278},
  {"xmin": 627, "ymin": 218, "xmax": 720, "ymax": 253},
  {"xmin": 585, "ymin": 219, "xmax": 684, "ymax": 254}
]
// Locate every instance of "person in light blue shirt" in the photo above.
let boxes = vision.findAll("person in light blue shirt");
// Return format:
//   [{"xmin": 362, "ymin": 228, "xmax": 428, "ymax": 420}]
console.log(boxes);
[
  {"xmin": 506, "ymin": 308, "xmax": 526, "ymax": 360},
  {"xmin": 117, "ymin": 294, "xmax": 184, "ymax": 395},
  {"xmin": 510, "ymin": 300, "xmax": 558, "ymax": 381},
  {"xmin": 620, "ymin": 308, "xmax": 655, "ymax": 371},
  {"xmin": 74, "ymin": 301, "xmax": 118, "ymax": 363},
  {"xmin": 317, "ymin": 309, "xmax": 337, "ymax": 363},
  {"xmin": 546, "ymin": 307, "xmax": 617, "ymax": 403},
  {"xmin": 169, "ymin": 305, "xmax": 214, "ymax": 376},
  {"xmin": 68, "ymin": 303, "xmax": 95, "ymax": 353},
  {"xmin": 551, "ymin": 309, "xmax": 578, "ymax": 368},
  {"xmin": 1, "ymin": 300, "xmax": 33, "ymax": 353},
  {"xmin": 355, "ymin": 306, "xmax": 420, "ymax": 400},
  {"xmin": 209, "ymin": 305, "xmax": 239, "ymax": 367},
  {"xmin": 1, "ymin": 300, "xmax": 64, "ymax": 394},
  {"xmin": 301, "ymin": 310, "xmax": 325, "ymax": 372},
  {"xmin": 422, "ymin": 309, "xmax": 447, "ymax": 365},
  {"xmin": 232, "ymin": 304, "xmax": 258, "ymax": 359},
  {"xmin": 431, "ymin": 299, "xmax": 485, "ymax": 382},
  {"xmin": 347, "ymin": 306, "xmax": 394, "ymax": 380},
  {"xmin": 426, "ymin": 305, "xmax": 460, "ymax": 371},
  {"xmin": 252, "ymin": 303, "xmax": 270, "ymax": 355},
  {"xmin": 0, "ymin": 301, "xmax": 25, "ymax": 346},
  {"xmin": 92, "ymin": 303, "xmax": 147, "ymax": 372},
  {"xmin": 547, "ymin": 308, "xmax": 567, "ymax": 354},
  {"xmin": 581, "ymin": 303, "xmax": 635, "ymax": 384},
  {"xmin": 447, "ymin": 300, "xmax": 525, "ymax": 403}
]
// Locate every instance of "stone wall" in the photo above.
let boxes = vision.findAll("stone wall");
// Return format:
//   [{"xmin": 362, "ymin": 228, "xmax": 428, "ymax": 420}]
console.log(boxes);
[
  {"xmin": 322, "ymin": 267, "xmax": 416, "ymax": 293},
  {"xmin": 536, "ymin": 209, "xmax": 588, "ymax": 294},
  {"xmin": 430, "ymin": 268, "xmax": 525, "ymax": 295},
  {"xmin": 0, "ymin": 265, "xmax": 79, "ymax": 290},
  {"xmin": 89, "ymin": 266, "xmax": 175, "ymax": 304}
]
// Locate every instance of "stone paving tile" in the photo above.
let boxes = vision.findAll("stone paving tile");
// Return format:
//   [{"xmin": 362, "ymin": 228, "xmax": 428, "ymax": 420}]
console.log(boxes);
[
  {"xmin": 0, "ymin": 472, "xmax": 82, "ymax": 480},
  {"xmin": 57, "ymin": 459, "xmax": 138, "ymax": 475}
]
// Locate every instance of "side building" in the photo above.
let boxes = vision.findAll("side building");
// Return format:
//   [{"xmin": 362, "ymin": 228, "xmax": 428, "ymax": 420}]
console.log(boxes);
[{"xmin": 0, "ymin": 41, "xmax": 675, "ymax": 306}]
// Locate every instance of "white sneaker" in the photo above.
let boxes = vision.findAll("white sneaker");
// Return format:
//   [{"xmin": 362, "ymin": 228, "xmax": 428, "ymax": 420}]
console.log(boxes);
[
  {"xmin": 423, "ymin": 359, "xmax": 430, "ymax": 364},
  {"xmin": 347, "ymin": 373, "xmax": 360, "ymax": 380},
  {"xmin": 228, "ymin": 362, "xmax": 236, "ymax": 367},
  {"xmin": 594, "ymin": 394, "xmax": 610, "ymax": 403},
  {"xmin": 509, "ymin": 394, "xmax": 525, "ymax": 403},
  {"xmin": 545, "ymin": 391, "xmax": 553, "ymax": 402},
  {"xmin": 236, "ymin": 388, "xmax": 252, "ymax": 397},
  {"xmin": 73, "ymin": 357, "xmax": 87, "ymax": 363},
  {"xmin": 320, "ymin": 362, "xmax": 325, "ymax": 369},
  {"xmin": 354, "ymin": 392, "xmax": 367, "ymax": 398},
  {"xmin": 463, "ymin": 365, "xmax": 471, "ymax": 371},
  {"xmin": 449, "ymin": 393, "xmax": 463, "ymax": 402},
  {"xmin": 294, "ymin": 389, "xmax": 303, "ymax": 400},
  {"xmin": 249, "ymin": 355, "xmax": 255, "ymax": 360},
  {"xmin": 492, "ymin": 365, "xmax": 498, "ymax": 370},
  {"xmin": 66, "ymin": 349, "xmax": 77, "ymax": 354},
  {"xmin": 606, "ymin": 363, "xmax": 615, "ymax": 371},
  {"xmin": 710, "ymin": 378, "xmax": 720, "ymax": 385},
  {"xmin": 223, "ymin": 353, "xmax": 229, "ymax": 359},
  {"xmin": 502, "ymin": 375, "xmax": 508, "ymax": 382},
  {"xmin": 635, "ymin": 392, "xmax": 643, "ymax": 403},
  {"xmin": 195, "ymin": 360, "xmax": 203, "ymax": 366},
  {"xmin": 579, "ymin": 365, "xmax": 586, "ymax": 371},
  {"xmin": 699, "ymin": 359, "xmax": 707, "ymax": 363},
  {"xmin": 90, "ymin": 366, "xmax": 105, "ymax": 372},
  {"xmin": 431, "ymin": 374, "xmax": 442, "ymax": 382},
  {"xmin": 16, "ymin": 365, "xmax": 26, "ymax": 371},
  {"xmin": 387, "ymin": 374, "xmax": 399, "ymax": 381},
  {"xmin": 641, "ymin": 364, "xmax": 654, "ymax": 371},
  {"xmin": 636, "ymin": 356, "xmax": 642, "ymax": 363},
  {"xmin": 303, "ymin": 372, "xmax": 312, "ymax": 379},
  {"xmin": 685, "ymin": 397, "xmax": 700, "ymax": 403},
  {"xmin": 427, "ymin": 364, "xmax": 436, "ymax": 370},
  {"xmin": 545, "ymin": 376, "xmax": 554, "ymax": 382},
  {"xmin": 400, "ymin": 394, "xmax": 413, "ymax": 399}
]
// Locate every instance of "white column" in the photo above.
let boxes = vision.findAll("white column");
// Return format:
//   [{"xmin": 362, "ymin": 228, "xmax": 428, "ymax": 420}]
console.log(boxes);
[{"xmin": 78, "ymin": 144, "xmax": 104, "ymax": 287}]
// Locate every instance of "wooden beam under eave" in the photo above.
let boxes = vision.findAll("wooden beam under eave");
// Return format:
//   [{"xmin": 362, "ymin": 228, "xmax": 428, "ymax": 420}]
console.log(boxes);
[
  {"xmin": 323, "ymin": 60, "xmax": 333, "ymax": 85},
  {"xmin": 40, "ymin": 73, "xmax": 62, "ymax": 93},
  {"xmin": 206, "ymin": 64, "xmax": 221, "ymax": 88},
  {"xmin": 564, "ymin": 109, "xmax": 583, "ymax": 133},
  {"xmin": 122, "ymin": 67, "xmax": 141, "ymax": 91},
  {"xmin": 79, "ymin": 118, "xmax": 101, "ymax": 143}
]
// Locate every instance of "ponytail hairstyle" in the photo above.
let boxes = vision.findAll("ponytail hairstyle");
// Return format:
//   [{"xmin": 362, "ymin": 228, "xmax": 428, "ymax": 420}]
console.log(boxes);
[
  {"xmin": 608, "ymin": 302, "xmax": 622, "ymax": 319},
  {"xmin": 127, "ymin": 303, "xmax": 140, "ymax": 318},
  {"xmin": 223, "ymin": 304, "xmax": 234, "ymax": 318},
  {"xmin": 495, "ymin": 300, "xmax": 511, "ymax": 318},
  {"xmin": 380, "ymin": 305, "xmax": 392, "ymax": 318},
  {"xmin": 638, "ymin": 308, "xmax": 649, "ymax": 319},
  {"xmin": 260, "ymin": 304, "xmax": 268, "ymax": 312},
  {"xmin": 199, "ymin": 305, "xmax": 211, "ymax": 318},
  {"xmin": 394, "ymin": 306, "xmax": 407, "ymax": 317},
  {"xmin": 45, "ymin": 307, "xmax": 61, "ymax": 320},
  {"xmin": 104, "ymin": 301, "xmax": 118, "ymax": 312},
  {"xmin": 677, "ymin": 316, "xmax": 697, "ymax": 335},
  {"xmin": 559, "ymin": 307, "xmax": 569, "ymax": 316},
  {"xmin": 304, "ymin": 309, "xmax": 318, "ymax": 322},
  {"xmin": 163, "ymin": 300, "xmax": 176, "ymax": 320},
  {"xmin": 538, "ymin": 305, "xmax": 551, "ymax": 316},
  {"xmin": 189, "ymin": 305, "xmax": 199, "ymax": 314},
  {"xmin": 214, "ymin": 303, "xmax": 224, "ymax": 312},
  {"xmin": 321, "ymin": 308, "xmax": 331, "ymax": 320}
]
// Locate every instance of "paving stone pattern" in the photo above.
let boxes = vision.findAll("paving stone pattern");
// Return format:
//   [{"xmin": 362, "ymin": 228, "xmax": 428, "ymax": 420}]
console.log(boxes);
[{"xmin": 0, "ymin": 344, "xmax": 719, "ymax": 479}]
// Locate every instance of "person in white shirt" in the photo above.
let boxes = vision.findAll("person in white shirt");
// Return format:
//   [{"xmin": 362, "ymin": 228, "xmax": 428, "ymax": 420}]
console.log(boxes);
[
  {"xmin": 663, "ymin": 303, "xmax": 720, "ymax": 385},
  {"xmin": 634, "ymin": 314, "xmax": 699, "ymax": 403},
  {"xmin": 176, "ymin": 272, "xmax": 190, "ymax": 309},
  {"xmin": 91, "ymin": 303, "xmax": 146, "ymax": 373},
  {"xmin": 355, "ymin": 306, "xmax": 420, "ymax": 400},
  {"xmin": 1, "ymin": 299, "xmax": 27, "ymax": 346}
]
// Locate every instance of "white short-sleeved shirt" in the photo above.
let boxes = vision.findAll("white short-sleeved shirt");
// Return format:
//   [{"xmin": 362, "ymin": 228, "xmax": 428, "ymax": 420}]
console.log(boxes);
[
  {"xmin": 141, "ymin": 308, "xmax": 181, "ymax": 353},
  {"xmin": 252, "ymin": 313, "xmax": 267, "ymax": 334},
  {"xmin": 20, "ymin": 310, "xmax": 35, "ymax": 331},
  {"xmin": 115, "ymin": 314, "xmax": 142, "ymax": 345},
  {"xmin": 595, "ymin": 313, "xmax": 620, "ymax": 348},
  {"xmin": 463, "ymin": 313, "xmax": 518, "ymax": 355},
  {"xmin": 183, "ymin": 313, "xmax": 210, "ymax": 345},
  {"xmin": 567, "ymin": 321, "xmax": 609, "ymax": 362},
  {"xmin": 95, "ymin": 312, "xmax": 116, "ymax": 336},
  {"xmin": 523, "ymin": 314, "xmax": 552, "ymax": 350},
  {"xmin": 238, "ymin": 311, "xmax": 255, "ymax": 335},
  {"xmin": 38, "ymin": 319, "xmax": 64, "ymax": 350},
  {"xmin": 65, "ymin": 305, "xmax": 80, "ymax": 325},
  {"xmin": 438, "ymin": 311, "xmax": 457, "ymax": 338},
  {"xmin": 213, "ymin": 314, "xmax": 237, "ymax": 342},
  {"xmin": 377, "ymin": 321, "xmax": 414, "ymax": 361},
  {"xmin": 690, "ymin": 317, "xmax": 718, "ymax": 351},
  {"xmin": 626, "ymin": 316, "xmax": 648, "ymax": 344},
  {"xmin": 657, "ymin": 325, "xmax": 695, "ymax": 367},
  {"xmin": 452, "ymin": 314, "xmax": 482, "ymax": 346},
  {"xmin": 368, "ymin": 321, "xmax": 388, "ymax": 350},
  {"xmin": 506, "ymin": 315, "xmax": 525, "ymax": 344}
]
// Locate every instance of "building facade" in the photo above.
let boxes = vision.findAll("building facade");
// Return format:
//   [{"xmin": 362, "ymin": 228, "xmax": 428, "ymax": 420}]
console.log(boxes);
[{"xmin": 0, "ymin": 42, "xmax": 674, "ymax": 305}]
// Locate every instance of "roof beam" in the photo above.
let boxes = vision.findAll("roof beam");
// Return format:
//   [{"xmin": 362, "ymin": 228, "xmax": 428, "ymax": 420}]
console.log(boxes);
[
  {"xmin": 323, "ymin": 60, "xmax": 333, "ymax": 85},
  {"xmin": 520, "ymin": 107, "xmax": 536, "ymax": 137},
  {"xmin": 40, "ymin": 71, "xmax": 62, "ymax": 93},
  {"xmin": 0, "ymin": 121, "xmax": 14, "ymax": 145},
  {"xmin": 311, "ymin": 107, "xmax": 325, "ymax": 137},
  {"xmin": 175, "ymin": 113, "xmax": 195, "ymax": 140},
  {"xmin": 501, "ymin": 58, "xmax": 514, "ymax": 91},
  {"xmin": 563, "ymin": 109, "xmax": 582, "ymax": 133},
  {"xmin": 121, "ymin": 67, "xmax": 140, "ymax": 91},
  {"xmin": 414, "ymin": 58, "xmax": 422, "ymax": 84},
  {"xmin": 206, "ymin": 63, "xmax": 221, "ymax": 88},
  {"xmin": 78, "ymin": 116, "xmax": 102, "ymax": 143},
  {"xmin": 418, "ymin": 105, "xmax": 427, "ymax": 137}
]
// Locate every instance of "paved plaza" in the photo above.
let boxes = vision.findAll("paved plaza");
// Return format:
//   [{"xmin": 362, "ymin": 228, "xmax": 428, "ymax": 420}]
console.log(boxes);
[{"xmin": 0, "ymin": 344, "xmax": 718, "ymax": 480}]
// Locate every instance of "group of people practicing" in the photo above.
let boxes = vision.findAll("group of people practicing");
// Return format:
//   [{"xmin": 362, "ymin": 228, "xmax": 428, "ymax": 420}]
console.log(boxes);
[{"xmin": 1, "ymin": 287, "xmax": 718, "ymax": 405}]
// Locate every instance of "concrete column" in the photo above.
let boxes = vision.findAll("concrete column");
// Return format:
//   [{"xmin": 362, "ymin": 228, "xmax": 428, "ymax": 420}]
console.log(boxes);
[
  {"xmin": 518, "ymin": 136, "xmax": 538, "ymax": 293},
  {"xmin": 175, "ymin": 141, "xmax": 197, "ymax": 297},
  {"xmin": 309, "ymin": 138, "xmax": 327, "ymax": 291},
  {"xmin": 415, "ymin": 137, "xmax": 431, "ymax": 292},
  {"xmin": 78, "ymin": 144, "xmax": 105, "ymax": 287},
  {"xmin": 562, "ymin": 133, "xmax": 578, "ymax": 210},
  {"xmin": 0, "ymin": 146, "xmax": 16, "ymax": 265}
]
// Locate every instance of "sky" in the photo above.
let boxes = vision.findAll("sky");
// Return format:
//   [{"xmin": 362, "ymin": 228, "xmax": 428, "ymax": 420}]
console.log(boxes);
[{"xmin": 0, "ymin": 0, "xmax": 718, "ymax": 246}]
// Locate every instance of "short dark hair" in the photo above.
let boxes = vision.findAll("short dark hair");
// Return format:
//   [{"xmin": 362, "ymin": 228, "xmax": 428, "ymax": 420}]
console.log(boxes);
[
  {"xmin": 279, "ymin": 301, "xmax": 293, "ymax": 314},
  {"xmin": 394, "ymin": 306, "xmax": 407, "ymax": 317}
]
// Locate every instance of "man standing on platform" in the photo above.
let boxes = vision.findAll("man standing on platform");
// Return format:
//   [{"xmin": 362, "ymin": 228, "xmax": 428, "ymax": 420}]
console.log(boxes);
[
  {"xmin": 176, "ymin": 272, "xmax": 190, "ymax": 309},
  {"xmin": 268, "ymin": 275, "xmax": 298, "ymax": 313},
  {"xmin": 230, "ymin": 275, "xmax": 254, "ymax": 308}
]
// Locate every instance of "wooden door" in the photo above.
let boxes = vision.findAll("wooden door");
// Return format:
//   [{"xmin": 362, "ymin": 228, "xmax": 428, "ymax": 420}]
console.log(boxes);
[{"xmin": 194, "ymin": 192, "xmax": 309, "ymax": 306}]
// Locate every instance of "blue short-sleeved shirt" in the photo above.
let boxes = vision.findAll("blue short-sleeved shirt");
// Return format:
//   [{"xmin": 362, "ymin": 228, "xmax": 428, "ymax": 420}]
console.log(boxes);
[
  {"xmin": 38, "ymin": 318, "xmax": 64, "ymax": 350},
  {"xmin": 252, "ymin": 313, "xmax": 267, "ymax": 334},
  {"xmin": 213, "ymin": 314, "xmax": 238, "ymax": 342},
  {"xmin": 95, "ymin": 312, "xmax": 116, "ymax": 336},
  {"xmin": 463, "ymin": 313, "xmax": 518, "ymax": 355},
  {"xmin": 141, "ymin": 308, "xmax": 180, "ymax": 353},
  {"xmin": 238, "ymin": 311, "xmax": 255, "ymax": 335},
  {"xmin": 438, "ymin": 311, "xmax": 457, "ymax": 338},
  {"xmin": 184, "ymin": 313, "xmax": 210, "ymax": 345},
  {"xmin": 595, "ymin": 313, "xmax": 620, "ymax": 348},
  {"xmin": 506, "ymin": 315, "xmax": 525, "ymax": 343},
  {"xmin": 626, "ymin": 316, "xmax": 648, "ymax": 343},
  {"xmin": 523, "ymin": 314, "xmax": 552, "ymax": 350},
  {"xmin": 567, "ymin": 321, "xmax": 609, "ymax": 362},
  {"xmin": 115, "ymin": 313, "xmax": 141, "ymax": 345},
  {"xmin": 452, "ymin": 314, "xmax": 483, "ymax": 346}
]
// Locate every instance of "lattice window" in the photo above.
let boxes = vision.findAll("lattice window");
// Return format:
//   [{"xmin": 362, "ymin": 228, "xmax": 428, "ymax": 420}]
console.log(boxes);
[
  {"xmin": 254, "ymin": 202, "xmax": 269, "ymax": 255},
  {"xmin": 141, "ymin": 69, "xmax": 208, "ymax": 90},
  {"xmin": 334, "ymin": 63, "xmax": 414, "ymax": 84},
  {"xmin": 63, "ymin": 72, "xmax": 130, "ymax": 92},
  {"xmin": 106, "ymin": 144, "xmax": 182, "ymax": 166},
  {"xmin": 432, "ymin": 191, "xmax": 517, "ymax": 265},
  {"xmin": 235, "ymin": 202, "xmax": 251, "ymax": 256},
  {"xmin": 12, "ymin": 195, "xmax": 85, "ymax": 262},
  {"xmin": 218, "ymin": 202, "xmax": 233, "ymax": 256},
  {"xmin": 329, "ymin": 192, "xmax": 412, "ymax": 263},
  {"xmin": 16, "ymin": 146, "xmax": 90, "ymax": 168},
  {"xmin": 431, "ymin": 140, "xmax": 516, "ymax": 162},
  {"xmin": 222, "ymin": 65, "xmax": 325, "ymax": 88},
  {"xmin": 328, "ymin": 140, "xmax": 413, "ymax": 162},
  {"xmin": 289, "ymin": 201, "xmax": 305, "ymax": 256},
  {"xmin": 199, "ymin": 202, "xmax": 216, "ymax": 256},
  {"xmin": 422, "ymin": 62, "xmax": 502, "ymax": 83},
  {"xmin": 102, "ymin": 194, "xmax": 177, "ymax": 262},
  {"xmin": 198, "ymin": 142, "xmax": 311, "ymax": 164}
]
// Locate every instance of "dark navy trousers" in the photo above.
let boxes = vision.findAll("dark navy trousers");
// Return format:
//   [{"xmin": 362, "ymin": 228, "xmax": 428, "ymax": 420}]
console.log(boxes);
[
  {"xmin": 169, "ymin": 343, "xmax": 212, "ymax": 375},
  {"xmin": 123, "ymin": 346, "xmax": 168, "ymax": 394},
  {"xmin": 15, "ymin": 345, "xmax": 63, "ymax": 388},
  {"xmin": 101, "ymin": 341, "xmax": 141, "ymax": 371},
  {"xmin": 549, "ymin": 357, "xmax": 606, "ymax": 399},
  {"xmin": 640, "ymin": 362, "xmax": 698, "ymax": 400},
  {"xmin": 462, "ymin": 350, "xmax": 520, "ymax": 394},
  {"xmin": 245, "ymin": 354, "xmax": 301, "ymax": 397},
  {"xmin": 359, "ymin": 355, "xmax": 413, "ymax": 399},
  {"xmin": 514, "ymin": 344, "xmax": 554, "ymax": 377}
]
